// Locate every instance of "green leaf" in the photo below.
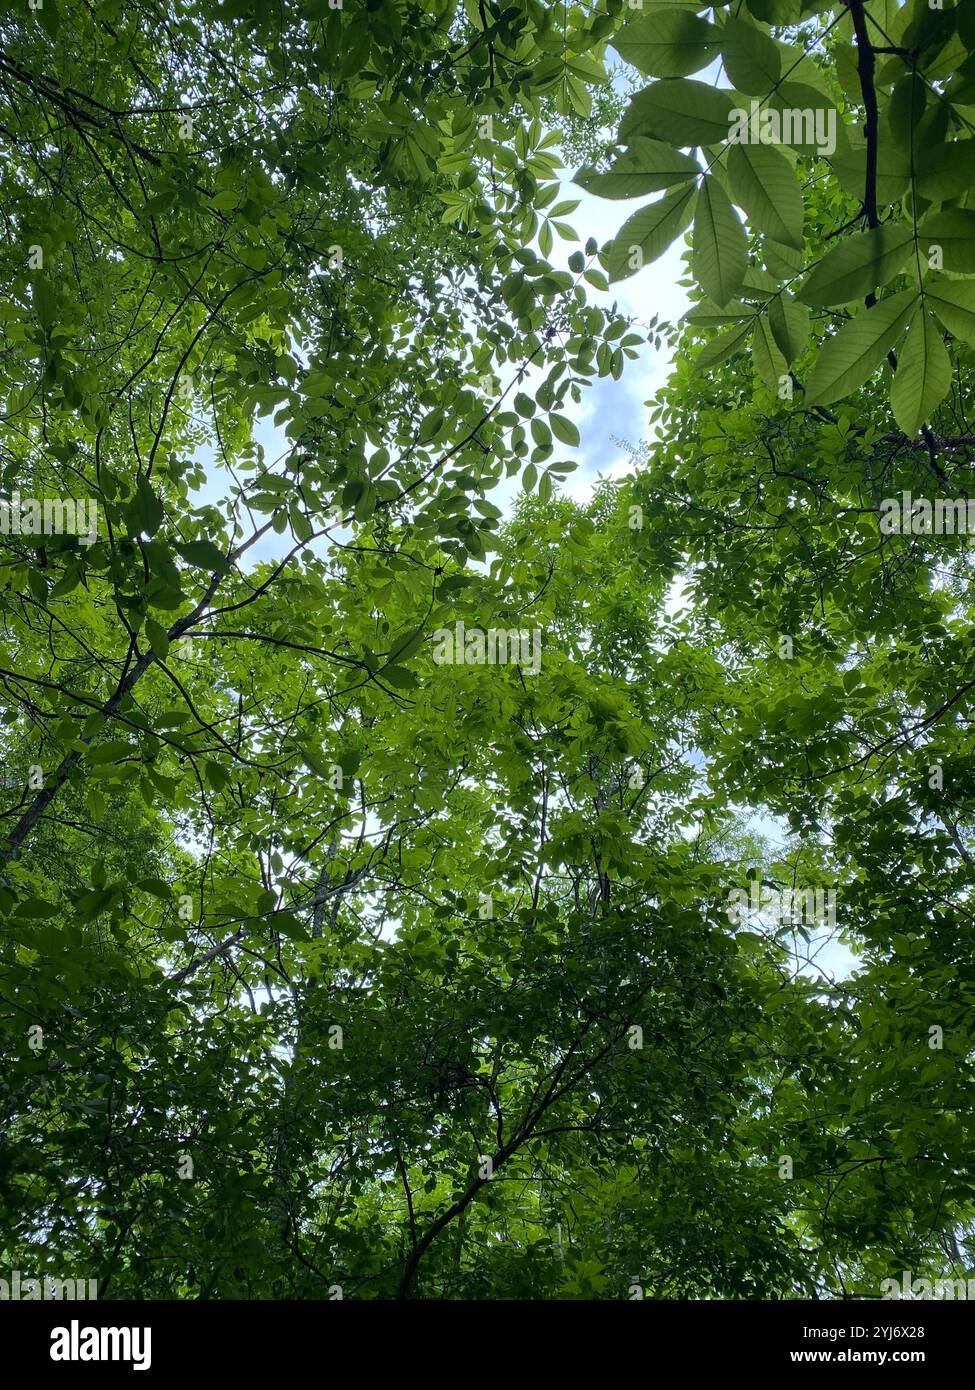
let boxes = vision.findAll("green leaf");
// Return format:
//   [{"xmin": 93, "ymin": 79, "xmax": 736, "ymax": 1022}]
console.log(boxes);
[
  {"xmin": 915, "ymin": 140, "xmax": 975, "ymax": 201},
  {"xmin": 530, "ymin": 416, "xmax": 552, "ymax": 447},
  {"xmin": 960, "ymin": 0, "xmax": 975, "ymax": 46},
  {"xmin": 49, "ymin": 567, "xmax": 82, "ymax": 600},
  {"xmin": 727, "ymin": 143, "xmax": 803, "ymax": 250},
  {"xmin": 720, "ymin": 15, "xmax": 781, "ymax": 95},
  {"xmin": 619, "ymin": 80, "xmax": 735, "ymax": 148},
  {"xmin": 383, "ymin": 666, "xmax": 418, "ymax": 691},
  {"xmin": 763, "ymin": 237, "xmax": 804, "ymax": 281},
  {"xmin": 889, "ymin": 306, "xmax": 951, "ymax": 435},
  {"xmin": 175, "ymin": 538, "xmax": 228, "ymax": 573},
  {"xmin": 766, "ymin": 84, "xmax": 839, "ymax": 151},
  {"xmin": 767, "ymin": 292, "xmax": 810, "ymax": 366},
  {"xmin": 917, "ymin": 211, "xmax": 975, "ymax": 275},
  {"xmin": 299, "ymin": 742, "xmax": 334, "ymax": 779},
  {"xmin": 145, "ymin": 617, "xmax": 170, "ymax": 660},
  {"xmin": 798, "ymin": 226, "xmax": 914, "ymax": 308},
  {"xmin": 16, "ymin": 898, "xmax": 59, "ymax": 919},
  {"xmin": 565, "ymin": 74, "xmax": 592, "ymax": 120},
  {"xmin": 887, "ymin": 72, "xmax": 927, "ymax": 148},
  {"xmin": 272, "ymin": 910, "xmax": 305, "ymax": 941},
  {"xmin": 830, "ymin": 135, "xmax": 911, "ymax": 207},
  {"xmin": 37, "ymin": 0, "xmax": 60, "ymax": 38},
  {"xmin": 693, "ymin": 176, "xmax": 747, "ymax": 308},
  {"xmin": 205, "ymin": 761, "xmax": 230, "ymax": 792},
  {"xmin": 550, "ymin": 413, "xmax": 580, "ymax": 446},
  {"xmin": 127, "ymin": 477, "xmax": 164, "ymax": 538},
  {"xmin": 31, "ymin": 274, "xmax": 58, "ymax": 330},
  {"xmin": 342, "ymin": 479, "xmax": 365, "ymax": 511},
  {"xmin": 419, "ymin": 409, "xmax": 445, "ymax": 444},
  {"xmin": 695, "ymin": 317, "xmax": 755, "ymax": 372},
  {"xmin": 387, "ymin": 627, "xmax": 426, "ymax": 663},
  {"xmin": 611, "ymin": 10, "xmax": 718, "ymax": 79},
  {"xmin": 926, "ymin": 279, "xmax": 975, "ymax": 346},
  {"xmin": 741, "ymin": 265, "xmax": 780, "ymax": 296},
  {"xmin": 752, "ymin": 315, "xmax": 789, "ymax": 389},
  {"xmin": 87, "ymin": 740, "xmax": 135, "ymax": 766},
  {"xmin": 605, "ymin": 183, "xmax": 697, "ymax": 282},
  {"xmin": 686, "ymin": 299, "xmax": 752, "ymax": 326},
  {"xmin": 137, "ymin": 878, "xmax": 174, "ymax": 901},
  {"xmin": 75, "ymin": 888, "xmax": 115, "ymax": 921},
  {"xmin": 805, "ymin": 289, "xmax": 917, "ymax": 406},
  {"xmin": 575, "ymin": 139, "xmax": 700, "ymax": 199}
]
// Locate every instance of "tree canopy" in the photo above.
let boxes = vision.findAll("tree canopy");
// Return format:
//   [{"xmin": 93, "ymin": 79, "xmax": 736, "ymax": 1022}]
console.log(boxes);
[{"xmin": 1, "ymin": 0, "xmax": 974, "ymax": 1301}]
